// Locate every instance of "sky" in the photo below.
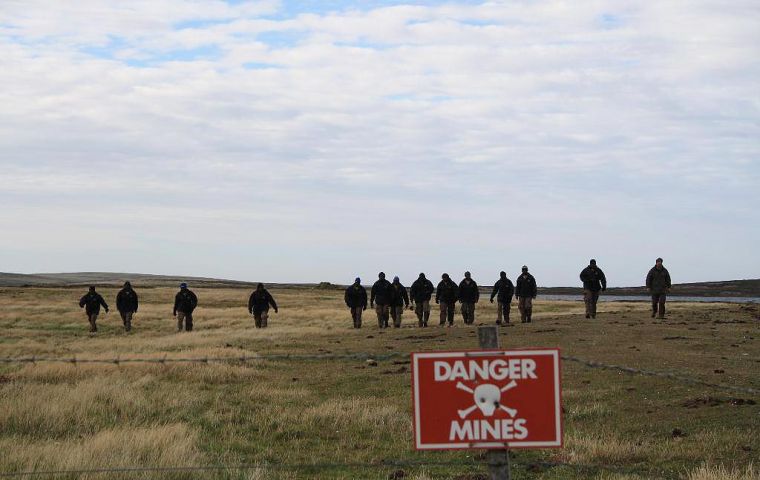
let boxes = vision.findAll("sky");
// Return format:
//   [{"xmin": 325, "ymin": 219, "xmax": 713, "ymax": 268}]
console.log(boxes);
[{"xmin": 1, "ymin": 0, "xmax": 759, "ymax": 287}]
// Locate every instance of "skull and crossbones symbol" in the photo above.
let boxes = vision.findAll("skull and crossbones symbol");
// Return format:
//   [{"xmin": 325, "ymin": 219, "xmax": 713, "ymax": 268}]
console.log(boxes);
[{"xmin": 456, "ymin": 380, "xmax": 519, "ymax": 419}]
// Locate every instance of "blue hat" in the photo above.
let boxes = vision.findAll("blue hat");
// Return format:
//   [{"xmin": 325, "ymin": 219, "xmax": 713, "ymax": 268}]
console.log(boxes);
[
  {"xmin": 393, "ymin": 276, "xmax": 399, "ymax": 282},
  {"xmin": 355, "ymin": 277, "xmax": 361, "ymax": 283},
  {"xmin": 180, "ymin": 282, "xmax": 188, "ymax": 288}
]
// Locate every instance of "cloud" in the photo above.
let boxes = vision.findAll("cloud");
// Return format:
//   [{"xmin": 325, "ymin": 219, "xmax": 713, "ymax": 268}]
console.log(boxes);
[{"xmin": 1, "ymin": 0, "xmax": 758, "ymax": 285}]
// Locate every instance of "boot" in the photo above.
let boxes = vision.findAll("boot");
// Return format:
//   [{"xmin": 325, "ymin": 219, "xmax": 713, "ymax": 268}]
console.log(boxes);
[
  {"xmin": 125, "ymin": 320, "xmax": 131, "ymax": 332},
  {"xmin": 177, "ymin": 319, "xmax": 183, "ymax": 331},
  {"xmin": 423, "ymin": 311, "xmax": 430, "ymax": 327}
]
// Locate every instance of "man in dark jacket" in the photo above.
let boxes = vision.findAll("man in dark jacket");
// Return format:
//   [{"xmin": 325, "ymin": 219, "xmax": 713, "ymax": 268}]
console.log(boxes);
[
  {"xmin": 115, "ymin": 281, "xmax": 138, "ymax": 332},
  {"xmin": 515, "ymin": 266, "xmax": 537, "ymax": 323},
  {"xmin": 490, "ymin": 271, "xmax": 515, "ymax": 325},
  {"xmin": 646, "ymin": 258, "xmax": 671, "ymax": 319},
  {"xmin": 580, "ymin": 259, "xmax": 607, "ymax": 319},
  {"xmin": 390, "ymin": 276, "xmax": 410, "ymax": 328},
  {"xmin": 435, "ymin": 273, "xmax": 459, "ymax": 327},
  {"xmin": 344, "ymin": 278, "xmax": 367, "ymax": 328},
  {"xmin": 248, "ymin": 283, "xmax": 278, "ymax": 328},
  {"xmin": 173, "ymin": 283, "xmax": 198, "ymax": 332},
  {"xmin": 79, "ymin": 286, "xmax": 109, "ymax": 333},
  {"xmin": 458, "ymin": 271, "xmax": 480, "ymax": 325},
  {"xmin": 410, "ymin": 273, "xmax": 435, "ymax": 327},
  {"xmin": 370, "ymin": 272, "xmax": 393, "ymax": 328}
]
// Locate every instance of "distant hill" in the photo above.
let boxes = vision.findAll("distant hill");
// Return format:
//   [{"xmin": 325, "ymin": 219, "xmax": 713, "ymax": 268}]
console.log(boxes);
[
  {"xmin": 540, "ymin": 279, "xmax": 760, "ymax": 297},
  {"xmin": 1, "ymin": 273, "xmax": 759, "ymax": 296},
  {"xmin": 0, "ymin": 272, "xmax": 261, "ymax": 288}
]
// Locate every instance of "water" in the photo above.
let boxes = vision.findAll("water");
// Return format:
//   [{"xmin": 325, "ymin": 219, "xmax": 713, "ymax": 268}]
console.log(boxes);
[{"xmin": 539, "ymin": 295, "xmax": 759, "ymax": 304}]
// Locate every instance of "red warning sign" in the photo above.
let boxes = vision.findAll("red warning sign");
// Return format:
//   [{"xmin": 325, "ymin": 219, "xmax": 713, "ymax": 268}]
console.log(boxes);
[{"xmin": 411, "ymin": 349, "xmax": 562, "ymax": 450}]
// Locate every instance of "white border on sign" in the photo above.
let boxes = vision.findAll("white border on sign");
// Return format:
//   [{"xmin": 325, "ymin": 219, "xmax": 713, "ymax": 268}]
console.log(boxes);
[{"xmin": 412, "ymin": 349, "xmax": 562, "ymax": 450}]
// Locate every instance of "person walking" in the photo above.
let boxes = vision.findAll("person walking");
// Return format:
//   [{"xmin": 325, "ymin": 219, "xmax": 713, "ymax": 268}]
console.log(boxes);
[
  {"xmin": 458, "ymin": 271, "xmax": 480, "ymax": 325},
  {"xmin": 646, "ymin": 258, "xmax": 671, "ymax": 319},
  {"xmin": 173, "ymin": 283, "xmax": 198, "ymax": 332},
  {"xmin": 435, "ymin": 273, "xmax": 459, "ymax": 327},
  {"xmin": 344, "ymin": 278, "xmax": 367, "ymax": 328},
  {"xmin": 79, "ymin": 286, "xmax": 109, "ymax": 333},
  {"xmin": 515, "ymin": 266, "xmax": 537, "ymax": 323},
  {"xmin": 248, "ymin": 283, "xmax": 278, "ymax": 328},
  {"xmin": 370, "ymin": 272, "xmax": 393, "ymax": 328},
  {"xmin": 410, "ymin": 273, "xmax": 435, "ymax": 327},
  {"xmin": 390, "ymin": 276, "xmax": 410, "ymax": 328},
  {"xmin": 115, "ymin": 281, "xmax": 138, "ymax": 332},
  {"xmin": 490, "ymin": 271, "xmax": 515, "ymax": 325},
  {"xmin": 580, "ymin": 259, "xmax": 607, "ymax": 319}
]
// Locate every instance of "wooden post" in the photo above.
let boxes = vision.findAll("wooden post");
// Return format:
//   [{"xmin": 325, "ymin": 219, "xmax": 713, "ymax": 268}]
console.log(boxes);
[{"xmin": 478, "ymin": 325, "xmax": 511, "ymax": 480}]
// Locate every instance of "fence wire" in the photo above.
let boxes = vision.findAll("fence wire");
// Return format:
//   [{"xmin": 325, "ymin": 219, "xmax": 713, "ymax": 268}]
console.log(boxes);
[
  {"xmin": 0, "ymin": 352, "xmax": 401, "ymax": 365},
  {"xmin": 0, "ymin": 459, "xmax": 672, "ymax": 479},
  {"xmin": 0, "ymin": 351, "xmax": 757, "ymax": 395},
  {"xmin": 560, "ymin": 354, "xmax": 760, "ymax": 395}
]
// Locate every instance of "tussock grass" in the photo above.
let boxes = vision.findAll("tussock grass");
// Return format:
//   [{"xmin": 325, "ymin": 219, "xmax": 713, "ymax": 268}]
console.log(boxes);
[
  {"xmin": 301, "ymin": 397, "xmax": 411, "ymax": 432},
  {"xmin": 566, "ymin": 401, "xmax": 613, "ymax": 421},
  {"xmin": 0, "ymin": 423, "xmax": 204, "ymax": 478},
  {"xmin": 0, "ymin": 376, "xmax": 153, "ymax": 437},
  {"xmin": 560, "ymin": 431, "xmax": 648, "ymax": 465},
  {"xmin": 686, "ymin": 463, "xmax": 757, "ymax": 480}
]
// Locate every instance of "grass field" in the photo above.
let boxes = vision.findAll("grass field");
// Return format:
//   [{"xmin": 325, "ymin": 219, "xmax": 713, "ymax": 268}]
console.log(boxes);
[{"xmin": 0, "ymin": 286, "xmax": 757, "ymax": 479}]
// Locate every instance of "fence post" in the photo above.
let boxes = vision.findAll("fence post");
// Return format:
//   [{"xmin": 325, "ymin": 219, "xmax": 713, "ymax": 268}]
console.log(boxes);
[{"xmin": 477, "ymin": 326, "xmax": 510, "ymax": 480}]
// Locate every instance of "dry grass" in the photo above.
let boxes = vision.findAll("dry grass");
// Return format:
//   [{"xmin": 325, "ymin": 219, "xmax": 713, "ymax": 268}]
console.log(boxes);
[
  {"xmin": 0, "ymin": 286, "xmax": 758, "ymax": 479},
  {"xmin": 0, "ymin": 423, "xmax": 204, "ymax": 479},
  {"xmin": 685, "ymin": 463, "xmax": 757, "ymax": 480},
  {"xmin": 560, "ymin": 431, "xmax": 648, "ymax": 465}
]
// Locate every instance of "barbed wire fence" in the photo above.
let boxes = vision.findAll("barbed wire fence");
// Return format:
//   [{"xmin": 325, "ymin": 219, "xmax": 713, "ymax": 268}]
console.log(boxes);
[
  {"xmin": 0, "ymin": 351, "xmax": 756, "ymax": 478},
  {"xmin": 1, "ymin": 351, "xmax": 757, "ymax": 395},
  {"xmin": 0, "ymin": 458, "xmax": 675, "ymax": 479}
]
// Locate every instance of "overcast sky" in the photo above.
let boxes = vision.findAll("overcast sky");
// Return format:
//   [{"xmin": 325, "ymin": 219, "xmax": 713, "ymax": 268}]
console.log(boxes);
[{"xmin": 1, "ymin": 0, "xmax": 758, "ymax": 287}]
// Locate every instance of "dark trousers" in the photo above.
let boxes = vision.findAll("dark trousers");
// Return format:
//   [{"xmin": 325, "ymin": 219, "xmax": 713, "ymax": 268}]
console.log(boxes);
[
  {"xmin": 461, "ymin": 302, "xmax": 475, "ymax": 324},
  {"xmin": 253, "ymin": 309, "xmax": 269, "ymax": 328},
  {"xmin": 375, "ymin": 304, "xmax": 390, "ymax": 328},
  {"xmin": 120, "ymin": 311, "xmax": 133, "ymax": 331},
  {"xmin": 390, "ymin": 305, "xmax": 405, "ymax": 328},
  {"xmin": 350, "ymin": 307, "xmax": 363, "ymax": 328},
  {"xmin": 651, "ymin": 294, "xmax": 666, "ymax": 318},
  {"xmin": 439, "ymin": 302, "xmax": 456, "ymax": 325},
  {"xmin": 177, "ymin": 311, "xmax": 193, "ymax": 331},
  {"xmin": 414, "ymin": 301, "xmax": 431, "ymax": 327},
  {"xmin": 497, "ymin": 300, "xmax": 511, "ymax": 324},
  {"xmin": 87, "ymin": 313, "xmax": 98, "ymax": 332}
]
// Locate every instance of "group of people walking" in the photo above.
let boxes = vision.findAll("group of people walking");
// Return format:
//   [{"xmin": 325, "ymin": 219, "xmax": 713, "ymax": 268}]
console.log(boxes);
[
  {"xmin": 77, "ymin": 258, "xmax": 672, "ymax": 332},
  {"xmin": 344, "ymin": 258, "xmax": 671, "ymax": 328},
  {"xmin": 345, "ymin": 267, "xmax": 539, "ymax": 329},
  {"xmin": 78, "ymin": 282, "xmax": 278, "ymax": 333}
]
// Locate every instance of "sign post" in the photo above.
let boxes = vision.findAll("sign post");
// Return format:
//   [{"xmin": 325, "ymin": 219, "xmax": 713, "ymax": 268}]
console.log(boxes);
[
  {"xmin": 478, "ymin": 326, "xmax": 510, "ymax": 480},
  {"xmin": 411, "ymin": 328, "xmax": 562, "ymax": 479}
]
